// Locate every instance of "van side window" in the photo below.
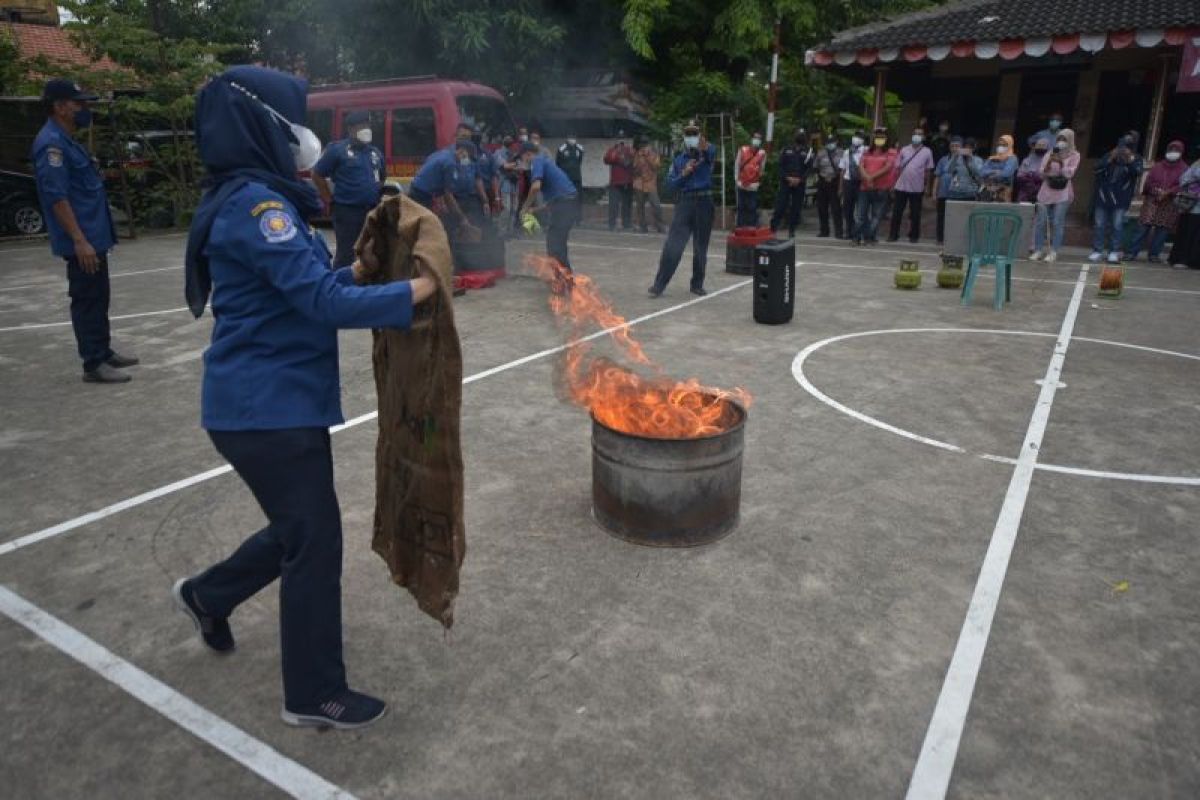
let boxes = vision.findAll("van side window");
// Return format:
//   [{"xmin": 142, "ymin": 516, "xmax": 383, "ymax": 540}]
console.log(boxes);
[
  {"xmin": 391, "ymin": 107, "xmax": 437, "ymax": 158},
  {"xmin": 340, "ymin": 109, "xmax": 386, "ymax": 147},
  {"xmin": 307, "ymin": 109, "xmax": 333, "ymax": 147},
  {"xmin": 457, "ymin": 96, "xmax": 515, "ymax": 143}
]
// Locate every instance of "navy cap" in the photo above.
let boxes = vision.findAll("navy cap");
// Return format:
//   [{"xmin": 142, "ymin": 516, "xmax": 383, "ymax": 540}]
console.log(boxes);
[
  {"xmin": 345, "ymin": 110, "xmax": 369, "ymax": 127},
  {"xmin": 42, "ymin": 79, "xmax": 99, "ymax": 103}
]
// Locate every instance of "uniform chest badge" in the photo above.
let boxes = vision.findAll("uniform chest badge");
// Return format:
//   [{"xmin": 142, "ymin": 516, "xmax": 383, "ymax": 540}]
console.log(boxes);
[
  {"xmin": 259, "ymin": 209, "xmax": 298, "ymax": 243},
  {"xmin": 47, "ymin": 147, "xmax": 64, "ymax": 167}
]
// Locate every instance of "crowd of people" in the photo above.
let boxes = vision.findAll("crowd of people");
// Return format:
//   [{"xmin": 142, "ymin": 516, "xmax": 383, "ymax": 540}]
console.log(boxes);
[{"xmin": 729, "ymin": 113, "xmax": 1200, "ymax": 269}]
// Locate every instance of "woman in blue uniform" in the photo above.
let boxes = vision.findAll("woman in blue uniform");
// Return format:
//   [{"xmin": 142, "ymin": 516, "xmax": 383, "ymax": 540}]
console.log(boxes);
[{"xmin": 177, "ymin": 66, "xmax": 436, "ymax": 731}]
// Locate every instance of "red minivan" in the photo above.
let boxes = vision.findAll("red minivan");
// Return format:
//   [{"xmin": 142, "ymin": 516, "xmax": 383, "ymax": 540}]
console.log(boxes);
[{"xmin": 306, "ymin": 76, "xmax": 516, "ymax": 189}]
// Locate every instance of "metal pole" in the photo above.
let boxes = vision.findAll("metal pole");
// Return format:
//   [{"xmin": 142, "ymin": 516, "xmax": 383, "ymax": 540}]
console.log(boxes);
[
  {"xmin": 720, "ymin": 113, "xmax": 728, "ymax": 230},
  {"xmin": 766, "ymin": 17, "xmax": 781, "ymax": 152},
  {"xmin": 1144, "ymin": 53, "xmax": 1173, "ymax": 163},
  {"xmin": 872, "ymin": 68, "xmax": 888, "ymax": 129}
]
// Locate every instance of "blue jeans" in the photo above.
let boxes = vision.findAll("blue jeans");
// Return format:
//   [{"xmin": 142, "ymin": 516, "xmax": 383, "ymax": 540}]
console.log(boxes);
[
  {"xmin": 1128, "ymin": 224, "xmax": 1171, "ymax": 259},
  {"xmin": 736, "ymin": 188, "xmax": 759, "ymax": 228},
  {"xmin": 192, "ymin": 428, "xmax": 347, "ymax": 709},
  {"xmin": 66, "ymin": 253, "xmax": 113, "ymax": 372},
  {"xmin": 653, "ymin": 192, "xmax": 714, "ymax": 290},
  {"xmin": 854, "ymin": 189, "xmax": 887, "ymax": 242},
  {"xmin": 1092, "ymin": 205, "xmax": 1126, "ymax": 253},
  {"xmin": 1033, "ymin": 201, "xmax": 1070, "ymax": 252}
]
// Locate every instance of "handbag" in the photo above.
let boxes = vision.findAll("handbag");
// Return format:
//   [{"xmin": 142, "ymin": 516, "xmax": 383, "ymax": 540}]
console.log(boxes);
[
  {"xmin": 1174, "ymin": 185, "xmax": 1199, "ymax": 212},
  {"xmin": 1046, "ymin": 174, "xmax": 1068, "ymax": 191}
]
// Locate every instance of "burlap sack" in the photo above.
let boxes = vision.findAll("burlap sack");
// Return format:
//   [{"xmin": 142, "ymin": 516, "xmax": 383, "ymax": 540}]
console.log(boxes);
[{"xmin": 355, "ymin": 195, "xmax": 465, "ymax": 628}]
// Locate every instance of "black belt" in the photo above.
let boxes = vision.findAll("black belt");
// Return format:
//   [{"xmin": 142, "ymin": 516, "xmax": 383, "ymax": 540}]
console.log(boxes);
[{"xmin": 682, "ymin": 190, "xmax": 712, "ymax": 198}]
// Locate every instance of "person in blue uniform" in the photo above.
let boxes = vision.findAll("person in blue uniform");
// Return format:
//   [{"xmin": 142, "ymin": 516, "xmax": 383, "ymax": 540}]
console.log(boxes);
[
  {"xmin": 31, "ymin": 79, "xmax": 138, "ymax": 383},
  {"xmin": 176, "ymin": 66, "xmax": 438, "ymax": 731},
  {"xmin": 450, "ymin": 142, "xmax": 488, "ymax": 227},
  {"xmin": 518, "ymin": 142, "xmax": 579, "ymax": 274},
  {"xmin": 649, "ymin": 121, "xmax": 715, "ymax": 297},
  {"xmin": 312, "ymin": 110, "xmax": 384, "ymax": 267},
  {"xmin": 771, "ymin": 128, "xmax": 814, "ymax": 238},
  {"xmin": 408, "ymin": 140, "xmax": 479, "ymax": 235}
]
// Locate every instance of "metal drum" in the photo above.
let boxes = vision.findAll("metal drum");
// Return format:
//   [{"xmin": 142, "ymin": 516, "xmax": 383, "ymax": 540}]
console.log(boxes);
[{"xmin": 591, "ymin": 399, "xmax": 746, "ymax": 547}]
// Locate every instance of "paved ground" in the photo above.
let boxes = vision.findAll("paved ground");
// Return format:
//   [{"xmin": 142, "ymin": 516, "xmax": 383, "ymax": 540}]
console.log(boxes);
[{"xmin": 1, "ymin": 220, "xmax": 1198, "ymax": 799}]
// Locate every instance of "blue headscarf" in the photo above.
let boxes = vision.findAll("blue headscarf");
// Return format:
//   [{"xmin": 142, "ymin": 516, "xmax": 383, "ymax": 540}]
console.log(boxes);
[{"xmin": 185, "ymin": 66, "xmax": 323, "ymax": 318}]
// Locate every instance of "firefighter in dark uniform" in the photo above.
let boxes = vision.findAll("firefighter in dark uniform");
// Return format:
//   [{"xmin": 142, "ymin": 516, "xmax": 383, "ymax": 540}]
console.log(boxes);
[
  {"xmin": 648, "ymin": 120, "xmax": 715, "ymax": 298},
  {"xmin": 556, "ymin": 134, "xmax": 585, "ymax": 223},
  {"xmin": 771, "ymin": 128, "xmax": 814, "ymax": 238},
  {"xmin": 31, "ymin": 79, "xmax": 138, "ymax": 383},
  {"xmin": 312, "ymin": 110, "xmax": 385, "ymax": 267},
  {"xmin": 178, "ymin": 66, "xmax": 437, "ymax": 731}
]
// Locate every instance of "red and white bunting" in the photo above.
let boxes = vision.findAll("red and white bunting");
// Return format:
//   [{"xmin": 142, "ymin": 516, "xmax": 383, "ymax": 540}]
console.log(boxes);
[{"xmin": 806, "ymin": 26, "xmax": 1200, "ymax": 67}]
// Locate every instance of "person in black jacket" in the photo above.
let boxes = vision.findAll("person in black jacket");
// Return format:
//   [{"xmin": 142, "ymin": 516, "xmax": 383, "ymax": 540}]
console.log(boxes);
[
  {"xmin": 556, "ymin": 134, "xmax": 585, "ymax": 223},
  {"xmin": 770, "ymin": 128, "xmax": 813, "ymax": 238}
]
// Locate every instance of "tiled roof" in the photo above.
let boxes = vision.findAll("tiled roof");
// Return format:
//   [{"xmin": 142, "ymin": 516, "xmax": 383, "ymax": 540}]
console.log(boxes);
[
  {"xmin": 2, "ymin": 21, "xmax": 121, "ymax": 73},
  {"xmin": 820, "ymin": 0, "xmax": 1200, "ymax": 52}
]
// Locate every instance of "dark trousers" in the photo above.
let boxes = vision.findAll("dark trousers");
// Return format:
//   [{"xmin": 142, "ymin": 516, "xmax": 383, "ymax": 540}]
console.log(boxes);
[
  {"xmin": 570, "ymin": 181, "xmax": 584, "ymax": 224},
  {"xmin": 815, "ymin": 178, "xmax": 842, "ymax": 237},
  {"xmin": 636, "ymin": 189, "xmax": 664, "ymax": 232},
  {"xmin": 842, "ymin": 179, "xmax": 861, "ymax": 239},
  {"xmin": 331, "ymin": 203, "xmax": 371, "ymax": 268},
  {"xmin": 854, "ymin": 189, "xmax": 888, "ymax": 243},
  {"xmin": 889, "ymin": 191, "xmax": 924, "ymax": 242},
  {"xmin": 736, "ymin": 188, "xmax": 759, "ymax": 228},
  {"xmin": 66, "ymin": 253, "xmax": 113, "ymax": 372},
  {"xmin": 608, "ymin": 185, "xmax": 632, "ymax": 229},
  {"xmin": 653, "ymin": 193, "xmax": 713, "ymax": 291},
  {"xmin": 546, "ymin": 196, "xmax": 577, "ymax": 271},
  {"xmin": 936, "ymin": 198, "xmax": 947, "ymax": 243},
  {"xmin": 771, "ymin": 182, "xmax": 804, "ymax": 235},
  {"xmin": 191, "ymin": 428, "xmax": 346, "ymax": 709}
]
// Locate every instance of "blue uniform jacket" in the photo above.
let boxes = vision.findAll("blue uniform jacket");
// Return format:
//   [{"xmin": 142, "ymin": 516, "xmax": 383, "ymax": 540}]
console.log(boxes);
[
  {"xmin": 313, "ymin": 139, "xmax": 384, "ymax": 207},
  {"xmin": 201, "ymin": 182, "xmax": 413, "ymax": 431},
  {"xmin": 530, "ymin": 155, "xmax": 578, "ymax": 202},
  {"xmin": 31, "ymin": 119, "xmax": 117, "ymax": 258},
  {"xmin": 667, "ymin": 144, "xmax": 717, "ymax": 193},
  {"xmin": 410, "ymin": 149, "xmax": 458, "ymax": 197}
]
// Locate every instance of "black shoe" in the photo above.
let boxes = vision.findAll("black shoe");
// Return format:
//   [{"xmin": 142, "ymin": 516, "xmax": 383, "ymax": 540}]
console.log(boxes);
[
  {"xmin": 173, "ymin": 578, "xmax": 235, "ymax": 653},
  {"xmin": 106, "ymin": 352, "xmax": 139, "ymax": 368},
  {"xmin": 817, "ymin": 232, "xmax": 829, "ymax": 238},
  {"xmin": 887, "ymin": 236, "xmax": 899, "ymax": 243},
  {"xmin": 647, "ymin": 285, "xmax": 664, "ymax": 298},
  {"xmin": 909, "ymin": 238, "xmax": 920, "ymax": 244},
  {"xmin": 282, "ymin": 689, "xmax": 388, "ymax": 731},
  {"xmin": 83, "ymin": 363, "xmax": 131, "ymax": 384},
  {"xmin": 690, "ymin": 286, "xmax": 708, "ymax": 297}
]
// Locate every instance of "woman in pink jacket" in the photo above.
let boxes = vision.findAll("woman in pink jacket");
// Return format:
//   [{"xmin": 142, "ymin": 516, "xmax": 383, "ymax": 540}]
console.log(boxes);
[{"xmin": 1029, "ymin": 128, "xmax": 1080, "ymax": 263}]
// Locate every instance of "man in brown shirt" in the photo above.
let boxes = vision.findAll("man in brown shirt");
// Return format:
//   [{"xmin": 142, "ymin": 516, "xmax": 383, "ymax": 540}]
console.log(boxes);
[{"xmin": 632, "ymin": 136, "xmax": 664, "ymax": 233}]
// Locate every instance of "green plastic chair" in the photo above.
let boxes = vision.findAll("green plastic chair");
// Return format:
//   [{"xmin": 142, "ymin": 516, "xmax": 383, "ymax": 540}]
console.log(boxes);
[{"xmin": 960, "ymin": 208, "xmax": 1023, "ymax": 311}]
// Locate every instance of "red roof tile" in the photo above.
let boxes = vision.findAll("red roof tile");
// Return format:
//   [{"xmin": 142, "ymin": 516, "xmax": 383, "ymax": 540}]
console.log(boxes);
[{"xmin": 3, "ymin": 21, "xmax": 122, "ymax": 74}]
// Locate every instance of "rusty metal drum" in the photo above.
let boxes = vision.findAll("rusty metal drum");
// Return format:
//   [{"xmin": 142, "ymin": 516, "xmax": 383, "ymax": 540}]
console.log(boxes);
[{"xmin": 591, "ymin": 399, "xmax": 746, "ymax": 547}]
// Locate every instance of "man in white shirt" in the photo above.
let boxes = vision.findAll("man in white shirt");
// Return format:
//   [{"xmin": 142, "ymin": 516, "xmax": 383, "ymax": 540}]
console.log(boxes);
[{"xmin": 838, "ymin": 131, "xmax": 865, "ymax": 240}]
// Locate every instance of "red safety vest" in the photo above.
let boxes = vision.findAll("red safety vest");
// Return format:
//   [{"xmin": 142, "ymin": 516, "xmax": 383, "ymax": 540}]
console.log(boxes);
[{"xmin": 738, "ymin": 146, "xmax": 766, "ymax": 186}]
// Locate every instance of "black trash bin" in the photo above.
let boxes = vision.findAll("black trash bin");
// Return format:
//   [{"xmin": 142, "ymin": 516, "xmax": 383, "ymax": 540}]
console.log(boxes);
[{"xmin": 753, "ymin": 238, "xmax": 795, "ymax": 325}]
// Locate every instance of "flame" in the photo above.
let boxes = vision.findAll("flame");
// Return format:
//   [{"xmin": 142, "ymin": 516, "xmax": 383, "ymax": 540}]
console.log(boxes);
[{"xmin": 527, "ymin": 255, "xmax": 751, "ymax": 439}]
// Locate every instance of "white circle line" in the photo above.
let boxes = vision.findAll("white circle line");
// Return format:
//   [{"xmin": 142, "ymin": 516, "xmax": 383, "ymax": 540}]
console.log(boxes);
[
  {"xmin": 0, "ymin": 306, "xmax": 190, "ymax": 333},
  {"xmin": 791, "ymin": 327, "xmax": 1200, "ymax": 486}
]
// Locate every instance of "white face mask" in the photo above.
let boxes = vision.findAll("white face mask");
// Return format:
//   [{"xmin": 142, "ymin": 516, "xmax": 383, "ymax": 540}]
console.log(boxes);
[
  {"xmin": 684, "ymin": 135, "xmax": 700, "ymax": 149},
  {"xmin": 1055, "ymin": 141, "xmax": 1068, "ymax": 152},
  {"xmin": 519, "ymin": 134, "xmax": 529, "ymax": 142},
  {"xmin": 567, "ymin": 138, "xmax": 577, "ymax": 145},
  {"xmin": 911, "ymin": 134, "xmax": 923, "ymax": 145},
  {"xmin": 996, "ymin": 145, "xmax": 1009, "ymax": 155},
  {"xmin": 751, "ymin": 138, "xmax": 762, "ymax": 148},
  {"xmin": 355, "ymin": 128, "xmax": 372, "ymax": 144},
  {"xmin": 1165, "ymin": 151, "xmax": 1182, "ymax": 162},
  {"xmin": 851, "ymin": 136, "xmax": 864, "ymax": 147},
  {"xmin": 458, "ymin": 155, "xmax": 471, "ymax": 165},
  {"xmin": 230, "ymin": 82, "xmax": 323, "ymax": 172}
]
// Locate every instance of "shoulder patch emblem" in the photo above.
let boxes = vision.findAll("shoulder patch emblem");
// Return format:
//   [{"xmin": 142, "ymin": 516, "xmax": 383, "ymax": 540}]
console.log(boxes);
[
  {"xmin": 259, "ymin": 209, "xmax": 298, "ymax": 243},
  {"xmin": 47, "ymin": 147, "xmax": 64, "ymax": 167},
  {"xmin": 250, "ymin": 200, "xmax": 285, "ymax": 217}
]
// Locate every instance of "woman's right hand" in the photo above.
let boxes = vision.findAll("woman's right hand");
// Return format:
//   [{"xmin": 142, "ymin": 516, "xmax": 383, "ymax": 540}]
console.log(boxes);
[{"xmin": 410, "ymin": 276, "xmax": 438, "ymax": 305}]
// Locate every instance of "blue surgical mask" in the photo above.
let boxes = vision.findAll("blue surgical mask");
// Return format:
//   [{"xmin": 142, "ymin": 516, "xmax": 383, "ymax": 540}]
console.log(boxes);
[
  {"xmin": 73, "ymin": 107, "xmax": 93, "ymax": 129},
  {"xmin": 911, "ymin": 134, "xmax": 923, "ymax": 145},
  {"xmin": 684, "ymin": 135, "xmax": 700, "ymax": 149},
  {"xmin": 1049, "ymin": 119, "xmax": 1062, "ymax": 131}
]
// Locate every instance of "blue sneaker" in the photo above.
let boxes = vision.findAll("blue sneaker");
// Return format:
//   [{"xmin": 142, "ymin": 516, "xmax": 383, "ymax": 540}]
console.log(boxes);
[
  {"xmin": 172, "ymin": 578, "xmax": 235, "ymax": 653},
  {"xmin": 282, "ymin": 690, "xmax": 388, "ymax": 731}
]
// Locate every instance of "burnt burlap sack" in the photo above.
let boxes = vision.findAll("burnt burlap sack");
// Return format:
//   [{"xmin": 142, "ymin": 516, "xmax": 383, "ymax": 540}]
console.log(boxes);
[{"xmin": 355, "ymin": 194, "xmax": 465, "ymax": 628}]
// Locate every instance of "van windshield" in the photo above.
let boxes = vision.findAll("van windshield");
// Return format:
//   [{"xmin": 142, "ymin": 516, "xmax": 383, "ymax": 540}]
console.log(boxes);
[{"xmin": 457, "ymin": 95, "xmax": 515, "ymax": 143}]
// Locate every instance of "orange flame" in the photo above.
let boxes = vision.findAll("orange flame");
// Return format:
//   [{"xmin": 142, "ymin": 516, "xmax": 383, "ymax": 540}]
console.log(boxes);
[{"xmin": 527, "ymin": 255, "xmax": 751, "ymax": 439}]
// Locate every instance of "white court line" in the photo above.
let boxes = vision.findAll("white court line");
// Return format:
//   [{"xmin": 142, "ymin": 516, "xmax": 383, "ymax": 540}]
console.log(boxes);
[
  {"xmin": 0, "ymin": 265, "xmax": 182, "ymax": 293},
  {"xmin": 906, "ymin": 264, "xmax": 1090, "ymax": 799},
  {"xmin": 0, "ymin": 306, "xmax": 190, "ymax": 333},
  {"xmin": 0, "ymin": 584, "xmax": 355, "ymax": 799},
  {"xmin": 0, "ymin": 279, "xmax": 751, "ymax": 557}
]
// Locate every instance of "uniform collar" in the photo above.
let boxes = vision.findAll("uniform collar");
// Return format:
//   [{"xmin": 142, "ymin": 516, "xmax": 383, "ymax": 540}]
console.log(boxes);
[{"xmin": 46, "ymin": 118, "xmax": 78, "ymax": 144}]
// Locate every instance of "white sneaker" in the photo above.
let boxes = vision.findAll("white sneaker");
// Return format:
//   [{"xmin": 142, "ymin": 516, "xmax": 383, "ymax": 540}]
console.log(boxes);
[
  {"xmin": 1029, "ymin": 250, "xmax": 1044, "ymax": 261},
  {"xmin": 1107, "ymin": 252, "xmax": 1120, "ymax": 264},
  {"xmin": 1088, "ymin": 251, "xmax": 1104, "ymax": 262},
  {"xmin": 1045, "ymin": 250, "xmax": 1057, "ymax": 263}
]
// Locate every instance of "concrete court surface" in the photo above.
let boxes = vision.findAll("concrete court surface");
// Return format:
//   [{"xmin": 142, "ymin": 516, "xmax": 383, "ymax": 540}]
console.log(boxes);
[{"xmin": 0, "ymin": 220, "xmax": 1198, "ymax": 800}]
